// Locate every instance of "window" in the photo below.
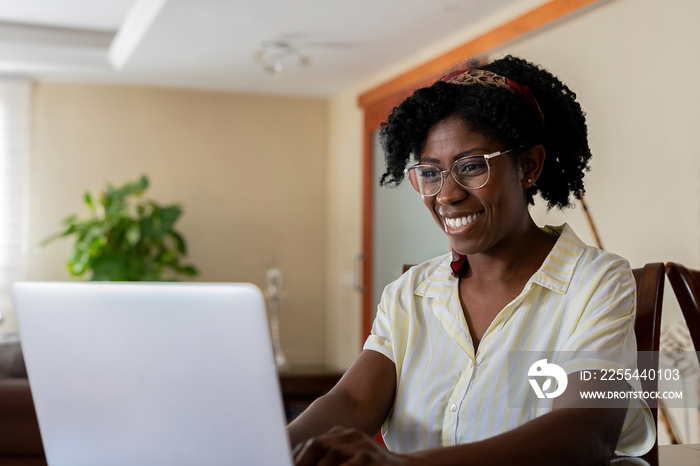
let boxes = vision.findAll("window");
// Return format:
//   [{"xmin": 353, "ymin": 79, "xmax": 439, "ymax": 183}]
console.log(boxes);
[{"xmin": 0, "ymin": 79, "xmax": 30, "ymax": 332}]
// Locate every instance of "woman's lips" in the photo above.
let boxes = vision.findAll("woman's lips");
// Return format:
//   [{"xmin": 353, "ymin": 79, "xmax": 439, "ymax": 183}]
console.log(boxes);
[{"xmin": 444, "ymin": 210, "xmax": 483, "ymax": 231}]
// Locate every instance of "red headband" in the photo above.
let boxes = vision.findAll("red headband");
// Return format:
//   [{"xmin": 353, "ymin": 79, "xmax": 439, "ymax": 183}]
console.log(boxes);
[{"xmin": 442, "ymin": 69, "xmax": 544, "ymax": 119}]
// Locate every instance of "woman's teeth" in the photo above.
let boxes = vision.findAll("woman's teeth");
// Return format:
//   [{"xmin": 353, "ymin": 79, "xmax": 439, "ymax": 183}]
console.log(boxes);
[{"xmin": 445, "ymin": 211, "xmax": 482, "ymax": 228}]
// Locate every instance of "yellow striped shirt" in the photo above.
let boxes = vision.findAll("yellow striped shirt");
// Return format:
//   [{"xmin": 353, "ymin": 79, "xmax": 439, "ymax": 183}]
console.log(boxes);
[{"xmin": 364, "ymin": 224, "xmax": 655, "ymax": 456}]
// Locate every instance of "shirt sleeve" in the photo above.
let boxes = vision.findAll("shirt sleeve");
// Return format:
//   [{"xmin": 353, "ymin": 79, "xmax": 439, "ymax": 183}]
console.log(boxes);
[
  {"xmin": 558, "ymin": 254, "xmax": 655, "ymax": 457},
  {"xmin": 558, "ymin": 255, "xmax": 638, "ymax": 372},
  {"xmin": 363, "ymin": 286, "xmax": 396, "ymax": 363}
]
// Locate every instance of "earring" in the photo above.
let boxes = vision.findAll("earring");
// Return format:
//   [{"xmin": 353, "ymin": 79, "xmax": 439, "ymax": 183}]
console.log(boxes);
[{"xmin": 526, "ymin": 178, "xmax": 533, "ymax": 185}]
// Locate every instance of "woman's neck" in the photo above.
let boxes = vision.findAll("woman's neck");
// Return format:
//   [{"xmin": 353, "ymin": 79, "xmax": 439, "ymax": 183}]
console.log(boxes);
[{"xmin": 462, "ymin": 218, "xmax": 558, "ymax": 286}]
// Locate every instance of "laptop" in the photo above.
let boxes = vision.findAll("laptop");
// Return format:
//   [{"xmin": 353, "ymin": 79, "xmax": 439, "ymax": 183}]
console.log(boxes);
[{"xmin": 12, "ymin": 281, "xmax": 293, "ymax": 466}]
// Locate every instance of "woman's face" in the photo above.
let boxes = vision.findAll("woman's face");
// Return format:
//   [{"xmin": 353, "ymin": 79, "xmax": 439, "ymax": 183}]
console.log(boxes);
[{"xmin": 419, "ymin": 115, "xmax": 530, "ymax": 256}]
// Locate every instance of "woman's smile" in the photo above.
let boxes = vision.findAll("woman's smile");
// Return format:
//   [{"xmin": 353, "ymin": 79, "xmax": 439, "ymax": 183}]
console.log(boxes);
[{"xmin": 442, "ymin": 209, "xmax": 484, "ymax": 233}]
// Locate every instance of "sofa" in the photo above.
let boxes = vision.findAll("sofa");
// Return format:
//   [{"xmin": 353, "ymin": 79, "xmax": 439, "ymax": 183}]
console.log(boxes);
[{"xmin": 0, "ymin": 334, "xmax": 46, "ymax": 465}]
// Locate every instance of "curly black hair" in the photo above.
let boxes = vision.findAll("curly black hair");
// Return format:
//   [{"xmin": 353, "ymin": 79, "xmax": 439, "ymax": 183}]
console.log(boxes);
[{"xmin": 379, "ymin": 55, "xmax": 591, "ymax": 209}]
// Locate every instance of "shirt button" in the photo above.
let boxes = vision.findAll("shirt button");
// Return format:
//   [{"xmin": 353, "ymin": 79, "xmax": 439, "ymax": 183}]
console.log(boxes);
[{"xmin": 450, "ymin": 404, "xmax": 457, "ymax": 412}]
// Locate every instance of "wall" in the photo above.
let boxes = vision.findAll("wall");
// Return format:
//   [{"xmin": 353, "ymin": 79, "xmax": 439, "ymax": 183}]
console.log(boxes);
[
  {"xmin": 324, "ymin": 89, "xmax": 364, "ymax": 368},
  {"xmin": 502, "ymin": 0, "xmax": 700, "ymax": 335},
  {"xmin": 326, "ymin": 0, "xmax": 700, "ymax": 369},
  {"xmin": 500, "ymin": 0, "xmax": 700, "ymax": 328},
  {"xmin": 24, "ymin": 83, "xmax": 328, "ymax": 365}
]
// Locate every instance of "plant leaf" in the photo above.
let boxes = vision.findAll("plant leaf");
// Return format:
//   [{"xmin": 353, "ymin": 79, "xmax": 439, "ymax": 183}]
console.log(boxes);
[
  {"xmin": 61, "ymin": 214, "xmax": 79, "ymax": 226},
  {"xmin": 137, "ymin": 175, "xmax": 149, "ymax": 193},
  {"xmin": 67, "ymin": 248, "xmax": 91, "ymax": 276},
  {"xmin": 170, "ymin": 231, "xmax": 187, "ymax": 254},
  {"xmin": 158, "ymin": 205, "xmax": 181, "ymax": 232},
  {"xmin": 39, "ymin": 224, "xmax": 79, "ymax": 247},
  {"xmin": 91, "ymin": 254, "xmax": 127, "ymax": 281},
  {"xmin": 125, "ymin": 224, "xmax": 141, "ymax": 246}
]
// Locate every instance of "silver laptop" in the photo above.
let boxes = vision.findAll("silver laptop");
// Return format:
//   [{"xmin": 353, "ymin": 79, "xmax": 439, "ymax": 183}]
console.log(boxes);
[{"xmin": 12, "ymin": 282, "xmax": 293, "ymax": 466}]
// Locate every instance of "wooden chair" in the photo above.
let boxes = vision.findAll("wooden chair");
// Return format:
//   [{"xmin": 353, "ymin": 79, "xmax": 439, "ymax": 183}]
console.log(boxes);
[
  {"xmin": 664, "ymin": 262, "xmax": 700, "ymax": 360},
  {"xmin": 631, "ymin": 263, "xmax": 665, "ymax": 431}
]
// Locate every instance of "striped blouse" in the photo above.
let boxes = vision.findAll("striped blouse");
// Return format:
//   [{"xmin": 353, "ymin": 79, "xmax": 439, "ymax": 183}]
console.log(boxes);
[{"xmin": 363, "ymin": 224, "xmax": 655, "ymax": 456}]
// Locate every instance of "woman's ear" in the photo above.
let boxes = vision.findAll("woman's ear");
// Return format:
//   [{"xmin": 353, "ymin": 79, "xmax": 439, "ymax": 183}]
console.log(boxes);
[{"xmin": 521, "ymin": 144, "xmax": 546, "ymax": 188}]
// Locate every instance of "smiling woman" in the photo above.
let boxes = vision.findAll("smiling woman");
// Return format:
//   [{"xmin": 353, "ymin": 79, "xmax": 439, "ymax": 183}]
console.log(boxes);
[{"xmin": 288, "ymin": 55, "xmax": 655, "ymax": 466}]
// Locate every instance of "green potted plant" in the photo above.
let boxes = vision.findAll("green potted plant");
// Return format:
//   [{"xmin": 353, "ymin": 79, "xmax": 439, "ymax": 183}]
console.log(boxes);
[{"xmin": 42, "ymin": 175, "xmax": 199, "ymax": 281}]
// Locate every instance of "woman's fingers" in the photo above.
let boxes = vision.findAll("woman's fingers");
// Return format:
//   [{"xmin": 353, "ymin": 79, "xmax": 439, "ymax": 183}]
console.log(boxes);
[
  {"xmin": 294, "ymin": 437, "xmax": 324, "ymax": 466},
  {"xmin": 338, "ymin": 450, "xmax": 380, "ymax": 466},
  {"xmin": 294, "ymin": 427, "xmax": 369, "ymax": 466},
  {"xmin": 293, "ymin": 427, "xmax": 408, "ymax": 466},
  {"xmin": 292, "ymin": 440, "xmax": 305, "ymax": 456}
]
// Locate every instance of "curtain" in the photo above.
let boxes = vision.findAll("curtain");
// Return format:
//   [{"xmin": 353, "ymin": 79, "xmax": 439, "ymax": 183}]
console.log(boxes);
[{"xmin": 0, "ymin": 79, "xmax": 30, "ymax": 332}]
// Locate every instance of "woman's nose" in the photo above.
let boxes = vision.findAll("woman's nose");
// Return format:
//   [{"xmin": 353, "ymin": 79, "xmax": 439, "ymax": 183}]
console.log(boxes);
[{"xmin": 436, "ymin": 173, "xmax": 467, "ymax": 205}]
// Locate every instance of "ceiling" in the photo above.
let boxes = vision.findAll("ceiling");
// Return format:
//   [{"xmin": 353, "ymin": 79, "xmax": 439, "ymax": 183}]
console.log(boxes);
[{"xmin": 0, "ymin": 0, "xmax": 536, "ymax": 97}]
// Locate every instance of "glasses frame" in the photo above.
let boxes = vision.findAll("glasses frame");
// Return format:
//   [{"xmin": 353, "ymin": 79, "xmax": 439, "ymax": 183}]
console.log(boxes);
[{"xmin": 404, "ymin": 148, "xmax": 515, "ymax": 196}]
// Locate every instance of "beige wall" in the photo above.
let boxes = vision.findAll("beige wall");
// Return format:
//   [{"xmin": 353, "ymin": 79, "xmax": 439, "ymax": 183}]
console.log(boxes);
[
  {"xmin": 324, "ymin": 90, "xmax": 364, "ymax": 368},
  {"xmin": 25, "ymin": 83, "xmax": 328, "ymax": 366},
  {"xmin": 501, "ymin": 0, "xmax": 700, "ymax": 332},
  {"xmin": 502, "ymin": 0, "xmax": 700, "ymax": 266},
  {"xmin": 326, "ymin": 0, "xmax": 700, "ymax": 368}
]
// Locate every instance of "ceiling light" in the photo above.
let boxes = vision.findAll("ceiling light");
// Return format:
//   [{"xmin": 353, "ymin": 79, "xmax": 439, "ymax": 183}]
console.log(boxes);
[
  {"xmin": 263, "ymin": 62, "xmax": 284, "ymax": 75},
  {"xmin": 254, "ymin": 40, "xmax": 311, "ymax": 76}
]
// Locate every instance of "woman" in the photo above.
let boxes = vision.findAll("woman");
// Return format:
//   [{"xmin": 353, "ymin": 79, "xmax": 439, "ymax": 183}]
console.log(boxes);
[{"xmin": 289, "ymin": 55, "xmax": 654, "ymax": 465}]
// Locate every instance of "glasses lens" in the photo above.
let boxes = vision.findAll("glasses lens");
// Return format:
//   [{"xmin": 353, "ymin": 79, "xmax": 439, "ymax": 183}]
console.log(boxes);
[
  {"xmin": 408, "ymin": 165, "xmax": 442, "ymax": 196},
  {"xmin": 453, "ymin": 156, "xmax": 489, "ymax": 189}
]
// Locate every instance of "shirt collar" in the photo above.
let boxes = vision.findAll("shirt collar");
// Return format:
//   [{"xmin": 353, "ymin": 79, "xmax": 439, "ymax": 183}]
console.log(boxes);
[
  {"xmin": 414, "ymin": 253, "xmax": 456, "ymax": 298},
  {"xmin": 414, "ymin": 223, "xmax": 585, "ymax": 298},
  {"xmin": 531, "ymin": 223, "xmax": 585, "ymax": 294}
]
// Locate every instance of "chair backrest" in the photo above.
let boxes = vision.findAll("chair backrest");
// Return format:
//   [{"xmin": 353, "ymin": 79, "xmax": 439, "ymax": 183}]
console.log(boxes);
[
  {"xmin": 664, "ymin": 262, "xmax": 700, "ymax": 356},
  {"xmin": 632, "ymin": 263, "xmax": 665, "ymax": 353},
  {"xmin": 631, "ymin": 263, "xmax": 665, "ymax": 428}
]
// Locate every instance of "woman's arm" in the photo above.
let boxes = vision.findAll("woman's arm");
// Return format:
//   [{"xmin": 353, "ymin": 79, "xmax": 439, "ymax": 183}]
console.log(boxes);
[
  {"xmin": 287, "ymin": 349, "xmax": 396, "ymax": 448},
  {"xmin": 293, "ymin": 371, "xmax": 630, "ymax": 466},
  {"xmin": 406, "ymin": 404, "xmax": 627, "ymax": 466}
]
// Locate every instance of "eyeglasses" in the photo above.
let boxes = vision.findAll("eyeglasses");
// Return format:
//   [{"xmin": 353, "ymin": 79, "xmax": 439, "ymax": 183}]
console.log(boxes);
[{"xmin": 404, "ymin": 148, "xmax": 515, "ymax": 196}]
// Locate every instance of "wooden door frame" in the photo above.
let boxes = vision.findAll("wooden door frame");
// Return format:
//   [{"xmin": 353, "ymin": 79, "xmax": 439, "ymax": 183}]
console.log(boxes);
[{"xmin": 358, "ymin": 0, "xmax": 605, "ymax": 340}]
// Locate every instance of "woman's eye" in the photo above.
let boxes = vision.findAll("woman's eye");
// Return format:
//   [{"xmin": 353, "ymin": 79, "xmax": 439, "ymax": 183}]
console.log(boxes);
[
  {"xmin": 420, "ymin": 169, "xmax": 440, "ymax": 179},
  {"xmin": 458, "ymin": 159, "xmax": 487, "ymax": 175}
]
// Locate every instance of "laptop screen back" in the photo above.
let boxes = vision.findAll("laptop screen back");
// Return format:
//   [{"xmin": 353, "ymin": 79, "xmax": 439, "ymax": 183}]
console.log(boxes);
[{"xmin": 13, "ymin": 282, "xmax": 292, "ymax": 466}]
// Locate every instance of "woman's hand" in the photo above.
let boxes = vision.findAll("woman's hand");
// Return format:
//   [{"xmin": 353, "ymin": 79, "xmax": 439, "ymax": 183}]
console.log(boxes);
[{"xmin": 292, "ymin": 426, "xmax": 418, "ymax": 466}]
